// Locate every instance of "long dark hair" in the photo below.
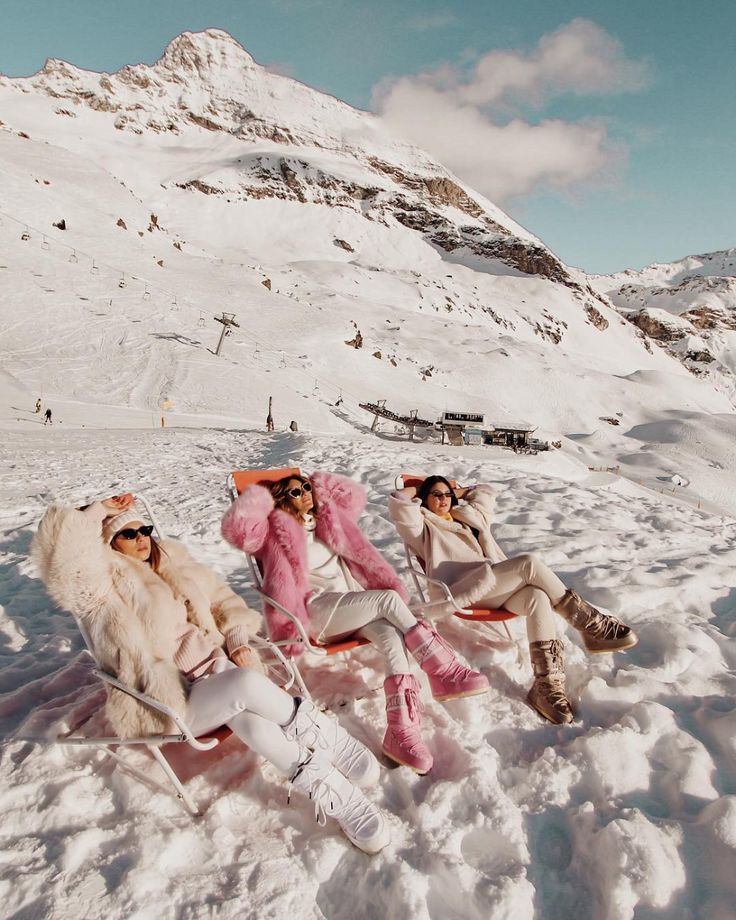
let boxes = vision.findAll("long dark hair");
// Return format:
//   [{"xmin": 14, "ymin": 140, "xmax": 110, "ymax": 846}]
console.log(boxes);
[
  {"xmin": 147, "ymin": 537, "xmax": 164, "ymax": 572},
  {"xmin": 418, "ymin": 475, "xmax": 458, "ymax": 509},
  {"xmin": 269, "ymin": 474, "xmax": 319, "ymax": 521}
]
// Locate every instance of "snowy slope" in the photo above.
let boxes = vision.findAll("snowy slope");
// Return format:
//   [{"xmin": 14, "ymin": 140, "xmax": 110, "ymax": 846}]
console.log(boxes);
[
  {"xmin": 2, "ymin": 427, "xmax": 736, "ymax": 919},
  {"xmin": 1, "ymin": 31, "xmax": 735, "ymax": 517},
  {"xmin": 591, "ymin": 249, "xmax": 736, "ymax": 399},
  {"xmin": 2, "ymin": 30, "xmax": 736, "ymax": 918}
]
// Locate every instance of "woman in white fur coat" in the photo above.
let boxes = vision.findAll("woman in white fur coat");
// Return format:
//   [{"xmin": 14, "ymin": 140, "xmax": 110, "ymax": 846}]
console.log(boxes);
[
  {"xmin": 390, "ymin": 476, "xmax": 638, "ymax": 727},
  {"xmin": 32, "ymin": 493, "xmax": 390, "ymax": 853}
]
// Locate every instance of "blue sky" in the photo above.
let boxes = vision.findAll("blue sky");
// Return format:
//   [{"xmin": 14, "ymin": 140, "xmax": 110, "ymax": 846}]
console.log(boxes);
[{"xmin": 1, "ymin": 0, "xmax": 734, "ymax": 273}]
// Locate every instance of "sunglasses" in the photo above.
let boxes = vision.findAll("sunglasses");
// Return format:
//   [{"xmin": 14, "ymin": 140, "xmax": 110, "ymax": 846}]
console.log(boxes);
[
  {"xmin": 115, "ymin": 525, "xmax": 154, "ymax": 540},
  {"xmin": 288, "ymin": 482, "xmax": 313, "ymax": 499},
  {"xmin": 428, "ymin": 490, "xmax": 453, "ymax": 499}
]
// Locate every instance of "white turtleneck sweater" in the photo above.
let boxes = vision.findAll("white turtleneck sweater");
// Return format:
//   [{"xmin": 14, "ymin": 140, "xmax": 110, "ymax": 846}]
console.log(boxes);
[{"xmin": 303, "ymin": 514, "xmax": 354, "ymax": 596}]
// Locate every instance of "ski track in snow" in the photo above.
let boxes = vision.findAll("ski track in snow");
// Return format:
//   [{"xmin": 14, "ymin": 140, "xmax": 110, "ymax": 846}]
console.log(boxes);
[{"xmin": 1, "ymin": 427, "xmax": 735, "ymax": 920}]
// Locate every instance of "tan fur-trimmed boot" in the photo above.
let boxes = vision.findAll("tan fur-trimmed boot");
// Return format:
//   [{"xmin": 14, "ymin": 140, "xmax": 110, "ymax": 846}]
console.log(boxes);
[
  {"xmin": 527, "ymin": 639, "xmax": 574, "ymax": 725},
  {"xmin": 555, "ymin": 589, "xmax": 638, "ymax": 653}
]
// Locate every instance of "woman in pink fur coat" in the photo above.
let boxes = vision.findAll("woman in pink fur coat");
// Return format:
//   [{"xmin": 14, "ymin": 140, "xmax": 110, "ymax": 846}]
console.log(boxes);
[{"xmin": 221, "ymin": 470, "xmax": 489, "ymax": 774}]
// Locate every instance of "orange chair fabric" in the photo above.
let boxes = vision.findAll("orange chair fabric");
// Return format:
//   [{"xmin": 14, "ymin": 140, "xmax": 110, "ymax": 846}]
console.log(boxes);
[{"xmin": 231, "ymin": 467, "xmax": 301, "ymax": 495}]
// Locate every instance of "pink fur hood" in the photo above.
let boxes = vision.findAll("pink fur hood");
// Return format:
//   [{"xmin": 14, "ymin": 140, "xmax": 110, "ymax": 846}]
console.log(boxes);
[{"xmin": 221, "ymin": 471, "xmax": 408, "ymax": 654}]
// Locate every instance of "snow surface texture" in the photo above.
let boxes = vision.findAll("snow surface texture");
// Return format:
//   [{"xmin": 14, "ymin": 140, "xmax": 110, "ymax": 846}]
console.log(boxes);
[
  {"xmin": 2, "ymin": 428, "xmax": 736, "ymax": 920},
  {"xmin": 1, "ymin": 30, "xmax": 735, "ymax": 516},
  {"xmin": 1, "ymin": 29, "xmax": 736, "ymax": 918}
]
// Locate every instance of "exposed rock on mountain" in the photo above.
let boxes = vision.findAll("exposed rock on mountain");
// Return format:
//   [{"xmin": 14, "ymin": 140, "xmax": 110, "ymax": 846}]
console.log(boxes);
[
  {"xmin": 1, "ymin": 29, "xmax": 606, "ymax": 311},
  {"xmin": 1, "ymin": 26, "xmax": 730, "ymax": 453},
  {"xmin": 593, "ymin": 249, "xmax": 736, "ymax": 394}
]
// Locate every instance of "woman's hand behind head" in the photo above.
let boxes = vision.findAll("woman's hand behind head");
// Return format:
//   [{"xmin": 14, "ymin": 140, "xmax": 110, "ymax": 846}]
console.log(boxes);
[{"xmin": 101, "ymin": 493, "xmax": 135, "ymax": 515}]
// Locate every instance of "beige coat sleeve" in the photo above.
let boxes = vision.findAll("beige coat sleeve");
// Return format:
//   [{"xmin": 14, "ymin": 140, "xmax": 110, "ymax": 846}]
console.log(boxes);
[
  {"xmin": 170, "ymin": 544, "xmax": 265, "ymax": 670},
  {"xmin": 204, "ymin": 568, "xmax": 263, "ymax": 647},
  {"xmin": 388, "ymin": 493, "xmax": 426, "ymax": 556},
  {"xmin": 32, "ymin": 503, "xmax": 115, "ymax": 616},
  {"xmin": 463, "ymin": 484, "xmax": 498, "ymax": 519}
]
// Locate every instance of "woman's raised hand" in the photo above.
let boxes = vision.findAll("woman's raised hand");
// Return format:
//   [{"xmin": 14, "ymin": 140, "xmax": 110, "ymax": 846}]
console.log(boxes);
[
  {"xmin": 231, "ymin": 647, "xmax": 254, "ymax": 669},
  {"xmin": 101, "ymin": 493, "xmax": 135, "ymax": 515}
]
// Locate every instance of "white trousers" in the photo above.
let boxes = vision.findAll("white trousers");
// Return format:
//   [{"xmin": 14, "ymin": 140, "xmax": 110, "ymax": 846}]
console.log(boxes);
[
  {"xmin": 476, "ymin": 554, "xmax": 567, "ymax": 643},
  {"xmin": 186, "ymin": 663, "xmax": 300, "ymax": 775},
  {"xmin": 310, "ymin": 589, "xmax": 417, "ymax": 676}
]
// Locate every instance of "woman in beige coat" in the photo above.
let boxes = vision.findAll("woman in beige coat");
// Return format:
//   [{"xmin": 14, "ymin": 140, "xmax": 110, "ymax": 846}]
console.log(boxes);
[
  {"xmin": 32, "ymin": 493, "xmax": 389, "ymax": 852},
  {"xmin": 389, "ymin": 476, "xmax": 638, "ymax": 725}
]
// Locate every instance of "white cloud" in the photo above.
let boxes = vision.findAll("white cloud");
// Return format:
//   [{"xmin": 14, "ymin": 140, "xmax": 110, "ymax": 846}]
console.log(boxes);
[{"xmin": 373, "ymin": 19, "xmax": 648, "ymax": 203}]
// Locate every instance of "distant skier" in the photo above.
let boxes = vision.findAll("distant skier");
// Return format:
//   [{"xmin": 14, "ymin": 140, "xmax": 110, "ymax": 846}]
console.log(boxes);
[
  {"xmin": 266, "ymin": 395, "xmax": 274, "ymax": 432},
  {"xmin": 44, "ymin": 408, "xmax": 52, "ymax": 426},
  {"xmin": 35, "ymin": 398, "xmax": 42, "ymax": 414}
]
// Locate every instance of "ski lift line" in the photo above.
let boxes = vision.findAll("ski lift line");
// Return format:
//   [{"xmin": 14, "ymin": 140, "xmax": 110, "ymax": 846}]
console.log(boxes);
[
  {"xmin": 0, "ymin": 206, "xmax": 202, "ymax": 312},
  {"xmin": 1, "ymin": 206, "xmax": 261, "ymax": 318},
  {"xmin": 250, "ymin": 344, "xmax": 363, "ymax": 406},
  {"xmin": 1, "ymin": 206, "xmax": 364, "ymax": 407}
]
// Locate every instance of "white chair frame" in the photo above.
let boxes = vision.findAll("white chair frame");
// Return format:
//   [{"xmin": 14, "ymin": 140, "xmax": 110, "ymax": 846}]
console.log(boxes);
[
  {"xmin": 402, "ymin": 542, "xmax": 515, "ymax": 643},
  {"xmin": 17, "ymin": 493, "xmax": 297, "ymax": 817}
]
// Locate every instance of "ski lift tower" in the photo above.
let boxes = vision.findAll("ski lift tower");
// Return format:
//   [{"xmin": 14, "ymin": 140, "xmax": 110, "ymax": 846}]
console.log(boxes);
[{"xmin": 214, "ymin": 312, "xmax": 240, "ymax": 356}]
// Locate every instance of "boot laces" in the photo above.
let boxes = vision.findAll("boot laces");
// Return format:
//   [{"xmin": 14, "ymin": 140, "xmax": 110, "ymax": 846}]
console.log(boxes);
[
  {"xmin": 538, "ymin": 674, "xmax": 571, "ymax": 712},
  {"xmin": 567, "ymin": 592, "xmax": 628, "ymax": 640},
  {"xmin": 291, "ymin": 704, "xmax": 367, "ymax": 776},
  {"xmin": 586, "ymin": 610, "xmax": 629, "ymax": 640},
  {"xmin": 288, "ymin": 757, "xmax": 376, "ymax": 835},
  {"xmin": 531, "ymin": 640, "xmax": 571, "ymax": 714},
  {"xmin": 387, "ymin": 688, "xmax": 423, "ymax": 723},
  {"xmin": 386, "ymin": 688, "xmax": 427, "ymax": 756}
]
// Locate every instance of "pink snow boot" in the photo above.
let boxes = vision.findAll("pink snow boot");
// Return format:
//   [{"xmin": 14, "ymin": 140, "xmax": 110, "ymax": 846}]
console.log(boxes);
[
  {"xmin": 382, "ymin": 674, "xmax": 433, "ymax": 774},
  {"xmin": 404, "ymin": 620, "xmax": 489, "ymax": 701}
]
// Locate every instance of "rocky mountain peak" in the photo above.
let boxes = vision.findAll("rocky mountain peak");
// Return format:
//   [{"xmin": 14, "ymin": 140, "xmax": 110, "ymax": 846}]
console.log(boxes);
[
  {"xmin": 0, "ymin": 29, "xmax": 612, "ymax": 308},
  {"xmin": 156, "ymin": 29, "xmax": 257, "ymax": 80}
]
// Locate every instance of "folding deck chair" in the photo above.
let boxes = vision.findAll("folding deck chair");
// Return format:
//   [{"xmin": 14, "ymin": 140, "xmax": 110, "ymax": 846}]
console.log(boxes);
[
  {"xmin": 396, "ymin": 475, "xmax": 519, "ymax": 648},
  {"xmin": 227, "ymin": 468, "xmax": 373, "ymax": 699},
  {"xmin": 20, "ymin": 494, "xmax": 293, "ymax": 817}
]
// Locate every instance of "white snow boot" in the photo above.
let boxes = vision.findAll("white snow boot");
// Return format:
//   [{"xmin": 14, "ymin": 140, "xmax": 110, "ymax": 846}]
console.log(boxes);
[
  {"xmin": 284, "ymin": 698, "xmax": 380, "ymax": 789},
  {"xmin": 288, "ymin": 750, "xmax": 390, "ymax": 854}
]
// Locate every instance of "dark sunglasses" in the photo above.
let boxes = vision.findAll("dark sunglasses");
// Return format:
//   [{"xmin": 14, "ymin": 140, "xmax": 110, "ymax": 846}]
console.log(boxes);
[
  {"xmin": 288, "ymin": 482, "xmax": 313, "ymax": 498},
  {"xmin": 115, "ymin": 525, "xmax": 154, "ymax": 540},
  {"xmin": 428, "ymin": 490, "xmax": 453, "ymax": 499}
]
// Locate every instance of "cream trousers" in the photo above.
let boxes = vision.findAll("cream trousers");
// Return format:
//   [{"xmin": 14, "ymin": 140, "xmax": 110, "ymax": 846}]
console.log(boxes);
[{"xmin": 476, "ymin": 553, "xmax": 567, "ymax": 644}]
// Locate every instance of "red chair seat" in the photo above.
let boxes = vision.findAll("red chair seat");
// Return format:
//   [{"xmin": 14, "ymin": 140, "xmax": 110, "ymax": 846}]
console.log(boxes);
[
  {"xmin": 453, "ymin": 608, "xmax": 517, "ymax": 622},
  {"xmin": 310, "ymin": 636, "xmax": 371, "ymax": 656},
  {"xmin": 231, "ymin": 467, "xmax": 301, "ymax": 494},
  {"xmin": 196, "ymin": 725, "xmax": 233, "ymax": 744}
]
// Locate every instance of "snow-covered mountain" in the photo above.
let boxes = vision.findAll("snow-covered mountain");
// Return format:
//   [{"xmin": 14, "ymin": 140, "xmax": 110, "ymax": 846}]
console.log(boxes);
[
  {"xmin": 592, "ymin": 249, "xmax": 736, "ymax": 397},
  {"xmin": 1, "ymin": 29, "xmax": 735, "ymax": 512},
  {"xmin": 0, "ymin": 28, "xmax": 578, "ymax": 285},
  {"xmin": 3, "ymin": 32, "xmax": 736, "ymax": 919}
]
